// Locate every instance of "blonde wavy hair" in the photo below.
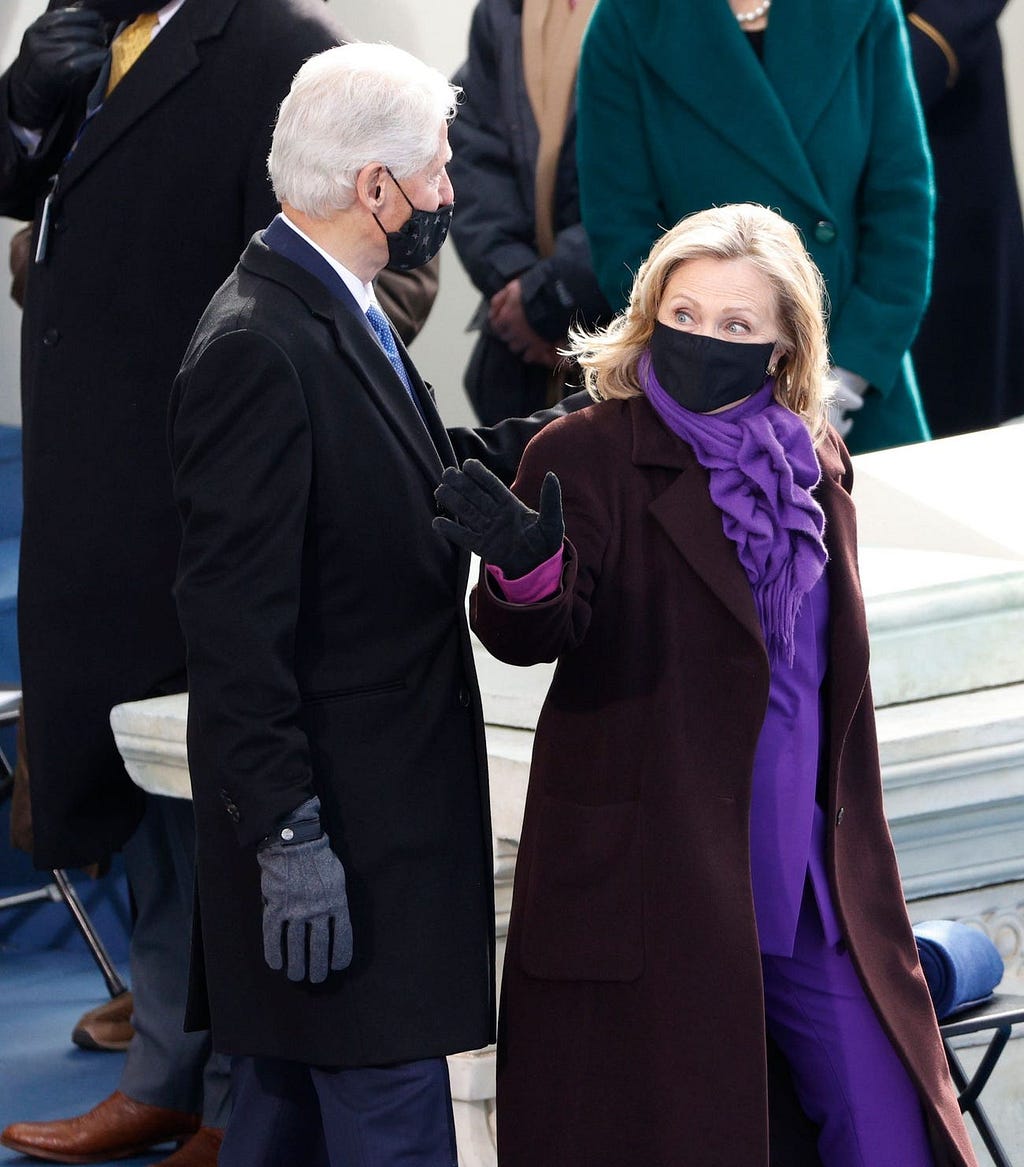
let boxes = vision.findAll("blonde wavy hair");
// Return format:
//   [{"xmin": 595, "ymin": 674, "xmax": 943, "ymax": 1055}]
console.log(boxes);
[{"xmin": 567, "ymin": 204, "xmax": 833, "ymax": 444}]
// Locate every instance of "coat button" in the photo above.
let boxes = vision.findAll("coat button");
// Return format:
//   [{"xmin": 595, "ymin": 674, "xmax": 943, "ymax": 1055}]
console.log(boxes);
[
  {"xmin": 42, "ymin": 327, "xmax": 61, "ymax": 346},
  {"xmin": 814, "ymin": 220, "xmax": 837, "ymax": 244},
  {"xmin": 53, "ymin": 218, "xmax": 66, "ymax": 234},
  {"xmin": 458, "ymin": 686, "xmax": 471, "ymax": 708},
  {"xmin": 835, "ymin": 806, "xmax": 845, "ymax": 827}
]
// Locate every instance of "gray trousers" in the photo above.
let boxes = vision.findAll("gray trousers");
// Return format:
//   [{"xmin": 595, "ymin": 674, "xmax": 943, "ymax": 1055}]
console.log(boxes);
[{"xmin": 120, "ymin": 793, "xmax": 230, "ymax": 1126}]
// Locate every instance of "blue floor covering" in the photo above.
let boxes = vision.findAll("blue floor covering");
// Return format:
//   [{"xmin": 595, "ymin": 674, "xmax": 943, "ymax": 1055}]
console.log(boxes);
[{"xmin": 0, "ymin": 949, "xmax": 169, "ymax": 1166}]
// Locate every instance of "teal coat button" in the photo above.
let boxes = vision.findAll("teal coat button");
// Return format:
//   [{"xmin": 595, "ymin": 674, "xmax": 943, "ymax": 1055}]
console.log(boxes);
[{"xmin": 814, "ymin": 219, "xmax": 837, "ymax": 244}]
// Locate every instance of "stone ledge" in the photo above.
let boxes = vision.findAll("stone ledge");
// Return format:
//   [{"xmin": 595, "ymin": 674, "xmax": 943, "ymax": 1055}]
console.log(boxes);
[
  {"xmin": 111, "ymin": 683, "xmax": 1024, "ymax": 903},
  {"xmin": 109, "ymin": 694, "xmax": 190, "ymax": 800}
]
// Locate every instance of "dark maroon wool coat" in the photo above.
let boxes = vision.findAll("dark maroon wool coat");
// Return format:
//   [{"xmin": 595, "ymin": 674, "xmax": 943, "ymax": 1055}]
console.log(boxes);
[{"xmin": 471, "ymin": 397, "xmax": 975, "ymax": 1167}]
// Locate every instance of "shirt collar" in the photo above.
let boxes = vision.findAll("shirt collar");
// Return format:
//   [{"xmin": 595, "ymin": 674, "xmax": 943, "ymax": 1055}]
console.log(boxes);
[
  {"xmin": 156, "ymin": 0, "xmax": 187, "ymax": 29},
  {"xmin": 279, "ymin": 213, "xmax": 376, "ymax": 314}
]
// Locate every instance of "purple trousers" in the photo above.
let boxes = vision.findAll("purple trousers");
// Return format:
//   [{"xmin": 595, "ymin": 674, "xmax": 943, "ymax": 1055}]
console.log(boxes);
[{"xmin": 761, "ymin": 886, "xmax": 936, "ymax": 1167}]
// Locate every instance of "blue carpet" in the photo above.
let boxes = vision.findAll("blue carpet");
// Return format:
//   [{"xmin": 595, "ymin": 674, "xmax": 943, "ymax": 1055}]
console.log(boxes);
[{"xmin": 0, "ymin": 950, "xmax": 170, "ymax": 1166}]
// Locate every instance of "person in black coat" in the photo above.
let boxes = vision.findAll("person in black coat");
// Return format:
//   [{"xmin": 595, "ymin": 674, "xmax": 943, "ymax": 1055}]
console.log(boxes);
[
  {"xmin": 905, "ymin": 0, "xmax": 1024, "ymax": 436},
  {"xmin": 169, "ymin": 41, "xmax": 586, "ymax": 1167},
  {"xmin": 447, "ymin": 0, "xmax": 610, "ymax": 424},
  {"xmin": 0, "ymin": 3, "xmax": 435, "ymax": 1165}
]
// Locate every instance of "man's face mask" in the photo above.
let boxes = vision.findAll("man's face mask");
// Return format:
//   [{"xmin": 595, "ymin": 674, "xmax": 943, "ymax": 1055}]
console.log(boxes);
[
  {"xmin": 80, "ymin": 0, "xmax": 163, "ymax": 23},
  {"xmin": 373, "ymin": 168, "xmax": 452, "ymax": 272},
  {"xmin": 648, "ymin": 322, "xmax": 776, "ymax": 414}
]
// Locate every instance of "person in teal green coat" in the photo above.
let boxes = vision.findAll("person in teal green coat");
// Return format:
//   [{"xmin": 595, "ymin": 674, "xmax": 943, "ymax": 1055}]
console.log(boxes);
[{"xmin": 577, "ymin": 0, "xmax": 935, "ymax": 454}]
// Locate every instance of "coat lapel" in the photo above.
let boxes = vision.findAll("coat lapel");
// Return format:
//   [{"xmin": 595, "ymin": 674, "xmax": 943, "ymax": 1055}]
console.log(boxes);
[
  {"xmin": 765, "ymin": 0, "xmax": 874, "ymax": 146},
  {"xmin": 390, "ymin": 330, "xmax": 459, "ymax": 472},
  {"xmin": 57, "ymin": 0, "xmax": 239, "ymax": 197},
  {"xmin": 240, "ymin": 237, "xmax": 447, "ymax": 489},
  {"xmin": 633, "ymin": 0, "xmax": 869, "ymax": 211},
  {"xmin": 631, "ymin": 400, "xmax": 765, "ymax": 653},
  {"xmin": 814, "ymin": 435, "xmax": 870, "ymax": 757},
  {"xmin": 330, "ymin": 301, "xmax": 451, "ymax": 483}
]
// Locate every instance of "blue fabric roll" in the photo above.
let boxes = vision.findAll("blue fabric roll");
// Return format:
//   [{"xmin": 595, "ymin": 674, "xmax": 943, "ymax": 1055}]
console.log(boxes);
[{"xmin": 913, "ymin": 919, "xmax": 1004, "ymax": 1020}]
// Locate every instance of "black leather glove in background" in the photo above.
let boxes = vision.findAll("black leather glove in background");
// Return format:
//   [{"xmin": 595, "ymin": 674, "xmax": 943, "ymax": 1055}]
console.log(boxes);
[
  {"xmin": 433, "ymin": 458, "xmax": 564, "ymax": 579},
  {"xmin": 256, "ymin": 795, "xmax": 353, "ymax": 984},
  {"xmin": 9, "ymin": 8, "xmax": 107, "ymax": 131}
]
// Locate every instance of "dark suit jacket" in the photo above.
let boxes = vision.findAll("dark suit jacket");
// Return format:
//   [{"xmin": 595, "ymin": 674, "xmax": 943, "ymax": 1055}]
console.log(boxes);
[
  {"xmin": 905, "ymin": 0, "xmax": 1024, "ymax": 435},
  {"xmin": 471, "ymin": 399, "xmax": 974, "ymax": 1167},
  {"xmin": 170, "ymin": 230, "xmax": 583, "ymax": 1065},
  {"xmin": 0, "ymin": 0, "xmax": 343, "ymax": 867}
]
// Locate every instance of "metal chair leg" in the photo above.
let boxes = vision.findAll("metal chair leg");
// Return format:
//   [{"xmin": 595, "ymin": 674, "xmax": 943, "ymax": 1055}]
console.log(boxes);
[
  {"xmin": 0, "ymin": 870, "xmax": 129, "ymax": 998},
  {"xmin": 944, "ymin": 1036, "xmax": 1014, "ymax": 1167},
  {"xmin": 50, "ymin": 869, "xmax": 129, "ymax": 997},
  {"xmin": 0, "ymin": 696, "xmax": 129, "ymax": 998}
]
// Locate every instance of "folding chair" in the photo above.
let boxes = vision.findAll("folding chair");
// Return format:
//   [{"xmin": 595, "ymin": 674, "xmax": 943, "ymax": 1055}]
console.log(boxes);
[
  {"xmin": 0, "ymin": 686, "xmax": 128, "ymax": 999},
  {"xmin": 939, "ymin": 991, "xmax": 1024, "ymax": 1167}
]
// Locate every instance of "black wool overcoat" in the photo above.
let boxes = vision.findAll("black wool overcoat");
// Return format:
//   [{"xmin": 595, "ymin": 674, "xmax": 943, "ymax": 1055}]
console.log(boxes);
[
  {"xmin": 471, "ymin": 399, "xmax": 976, "ymax": 1167},
  {"xmin": 170, "ymin": 235, "xmax": 580, "ymax": 1066},
  {"xmin": 0, "ymin": 0, "xmax": 343, "ymax": 868}
]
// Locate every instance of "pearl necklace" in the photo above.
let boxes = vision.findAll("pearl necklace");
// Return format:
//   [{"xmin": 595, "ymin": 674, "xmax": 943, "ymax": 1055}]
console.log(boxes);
[{"xmin": 734, "ymin": 0, "xmax": 771, "ymax": 24}]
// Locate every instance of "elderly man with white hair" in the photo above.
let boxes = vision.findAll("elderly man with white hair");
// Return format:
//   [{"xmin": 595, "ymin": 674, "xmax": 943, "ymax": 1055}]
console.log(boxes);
[{"xmin": 167, "ymin": 41, "xmax": 584, "ymax": 1167}]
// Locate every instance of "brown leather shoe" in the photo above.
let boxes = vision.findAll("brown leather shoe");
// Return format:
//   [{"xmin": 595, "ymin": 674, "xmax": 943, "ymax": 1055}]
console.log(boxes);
[
  {"xmin": 71, "ymin": 991, "xmax": 134, "ymax": 1052},
  {"xmin": 0, "ymin": 1091, "xmax": 200, "ymax": 1164},
  {"xmin": 156, "ymin": 1127, "xmax": 224, "ymax": 1166}
]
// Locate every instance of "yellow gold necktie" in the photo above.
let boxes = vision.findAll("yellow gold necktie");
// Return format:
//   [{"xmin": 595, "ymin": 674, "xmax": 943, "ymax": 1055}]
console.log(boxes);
[{"xmin": 105, "ymin": 12, "xmax": 159, "ymax": 97}]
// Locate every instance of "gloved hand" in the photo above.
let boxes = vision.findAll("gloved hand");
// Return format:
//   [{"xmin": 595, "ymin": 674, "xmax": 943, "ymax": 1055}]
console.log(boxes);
[
  {"xmin": 433, "ymin": 458, "xmax": 564, "ymax": 579},
  {"xmin": 256, "ymin": 796, "xmax": 353, "ymax": 984},
  {"xmin": 9, "ymin": 8, "xmax": 108, "ymax": 131},
  {"xmin": 827, "ymin": 366, "xmax": 868, "ymax": 438}
]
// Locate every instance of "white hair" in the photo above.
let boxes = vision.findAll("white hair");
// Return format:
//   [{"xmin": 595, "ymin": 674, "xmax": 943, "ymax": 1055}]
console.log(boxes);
[{"xmin": 268, "ymin": 42, "xmax": 459, "ymax": 220}]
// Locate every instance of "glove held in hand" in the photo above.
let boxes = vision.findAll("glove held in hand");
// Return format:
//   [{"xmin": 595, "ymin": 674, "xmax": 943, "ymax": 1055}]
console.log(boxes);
[{"xmin": 827, "ymin": 366, "xmax": 868, "ymax": 438}]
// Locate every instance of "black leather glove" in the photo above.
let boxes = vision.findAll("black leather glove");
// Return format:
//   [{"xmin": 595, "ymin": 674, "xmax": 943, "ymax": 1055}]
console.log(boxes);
[
  {"xmin": 256, "ymin": 796, "xmax": 353, "ymax": 984},
  {"xmin": 433, "ymin": 458, "xmax": 564, "ymax": 578},
  {"xmin": 9, "ymin": 8, "xmax": 108, "ymax": 131}
]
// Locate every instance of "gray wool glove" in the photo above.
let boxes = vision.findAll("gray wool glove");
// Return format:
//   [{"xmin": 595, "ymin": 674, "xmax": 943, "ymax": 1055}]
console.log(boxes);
[
  {"xmin": 433, "ymin": 458, "xmax": 564, "ymax": 579},
  {"xmin": 256, "ymin": 796, "xmax": 353, "ymax": 984}
]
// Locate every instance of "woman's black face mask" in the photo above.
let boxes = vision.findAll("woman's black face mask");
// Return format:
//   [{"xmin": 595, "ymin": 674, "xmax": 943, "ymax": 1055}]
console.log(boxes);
[
  {"xmin": 648, "ymin": 322, "xmax": 775, "ymax": 413},
  {"xmin": 373, "ymin": 168, "xmax": 452, "ymax": 271}
]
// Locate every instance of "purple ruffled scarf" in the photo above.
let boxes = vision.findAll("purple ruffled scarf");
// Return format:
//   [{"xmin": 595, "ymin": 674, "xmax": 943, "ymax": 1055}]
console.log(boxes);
[{"xmin": 640, "ymin": 354, "xmax": 827, "ymax": 665}]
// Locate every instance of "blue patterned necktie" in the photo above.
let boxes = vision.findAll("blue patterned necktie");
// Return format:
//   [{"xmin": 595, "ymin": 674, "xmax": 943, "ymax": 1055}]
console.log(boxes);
[{"xmin": 365, "ymin": 303, "xmax": 422, "ymax": 415}]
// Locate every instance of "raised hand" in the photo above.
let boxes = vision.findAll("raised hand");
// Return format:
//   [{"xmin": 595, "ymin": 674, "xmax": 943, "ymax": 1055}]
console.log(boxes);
[{"xmin": 433, "ymin": 458, "xmax": 563, "ymax": 579}]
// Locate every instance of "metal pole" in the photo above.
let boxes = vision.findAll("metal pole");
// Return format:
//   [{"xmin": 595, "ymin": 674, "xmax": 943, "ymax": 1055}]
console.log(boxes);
[{"xmin": 50, "ymin": 868, "xmax": 129, "ymax": 998}]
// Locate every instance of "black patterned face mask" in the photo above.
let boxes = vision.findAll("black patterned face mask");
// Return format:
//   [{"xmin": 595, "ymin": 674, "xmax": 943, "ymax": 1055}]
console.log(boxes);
[
  {"xmin": 648, "ymin": 322, "xmax": 776, "ymax": 413},
  {"xmin": 373, "ymin": 169, "xmax": 453, "ymax": 271}
]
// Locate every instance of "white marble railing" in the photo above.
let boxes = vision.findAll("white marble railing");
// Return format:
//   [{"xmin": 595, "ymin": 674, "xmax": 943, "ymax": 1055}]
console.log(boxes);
[{"xmin": 111, "ymin": 424, "xmax": 1024, "ymax": 1167}]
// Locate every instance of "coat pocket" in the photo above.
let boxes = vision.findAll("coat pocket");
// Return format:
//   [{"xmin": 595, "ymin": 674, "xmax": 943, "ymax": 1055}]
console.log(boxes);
[
  {"xmin": 519, "ymin": 795, "xmax": 644, "ymax": 982},
  {"xmin": 300, "ymin": 679, "xmax": 406, "ymax": 706}
]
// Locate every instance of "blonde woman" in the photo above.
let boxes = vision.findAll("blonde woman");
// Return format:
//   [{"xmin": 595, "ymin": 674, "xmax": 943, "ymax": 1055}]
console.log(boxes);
[{"xmin": 434, "ymin": 204, "xmax": 975, "ymax": 1167}]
